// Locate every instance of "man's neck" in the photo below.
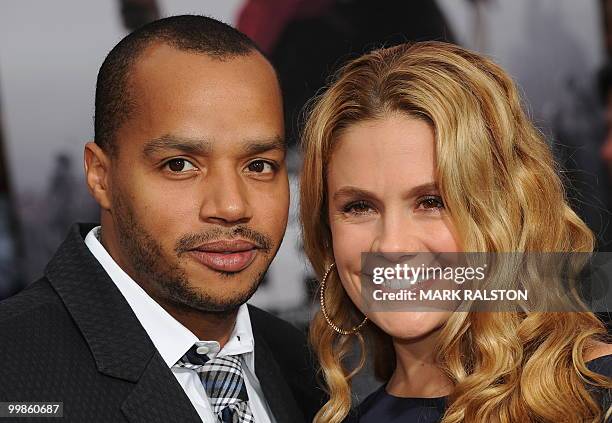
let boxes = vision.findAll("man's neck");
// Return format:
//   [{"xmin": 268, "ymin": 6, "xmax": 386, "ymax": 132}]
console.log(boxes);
[{"xmin": 153, "ymin": 294, "xmax": 239, "ymax": 347}]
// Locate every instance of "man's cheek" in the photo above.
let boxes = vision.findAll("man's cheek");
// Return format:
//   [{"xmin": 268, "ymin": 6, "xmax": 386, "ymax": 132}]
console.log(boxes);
[{"xmin": 143, "ymin": 188, "xmax": 201, "ymax": 221}]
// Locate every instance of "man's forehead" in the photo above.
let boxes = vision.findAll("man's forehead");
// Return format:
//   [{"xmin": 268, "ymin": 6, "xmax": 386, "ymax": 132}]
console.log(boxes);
[
  {"xmin": 114, "ymin": 42, "xmax": 284, "ymax": 157},
  {"xmin": 131, "ymin": 42, "xmax": 271, "ymax": 86},
  {"xmin": 125, "ymin": 43, "xmax": 280, "ymax": 119}
]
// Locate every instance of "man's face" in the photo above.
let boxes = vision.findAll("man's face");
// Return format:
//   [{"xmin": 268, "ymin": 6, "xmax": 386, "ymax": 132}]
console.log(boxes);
[{"xmin": 103, "ymin": 44, "xmax": 288, "ymax": 313}]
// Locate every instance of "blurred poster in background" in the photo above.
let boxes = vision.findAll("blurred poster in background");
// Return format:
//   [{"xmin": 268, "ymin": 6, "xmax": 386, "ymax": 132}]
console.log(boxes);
[
  {"xmin": 442, "ymin": 0, "xmax": 612, "ymax": 256},
  {"xmin": 0, "ymin": 82, "xmax": 21, "ymax": 298},
  {"xmin": 0, "ymin": 0, "xmax": 610, "ymax": 334}
]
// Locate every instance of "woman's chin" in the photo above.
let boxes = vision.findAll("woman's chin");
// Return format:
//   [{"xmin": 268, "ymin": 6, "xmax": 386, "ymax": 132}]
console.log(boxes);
[{"xmin": 369, "ymin": 310, "xmax": 450, "ymax": 341}]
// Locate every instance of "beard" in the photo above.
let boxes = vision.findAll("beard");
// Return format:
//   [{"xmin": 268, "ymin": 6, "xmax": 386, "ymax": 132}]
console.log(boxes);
[{"xmin": 111, "ymin": 190, "xmax": 274, "ymax": 315}]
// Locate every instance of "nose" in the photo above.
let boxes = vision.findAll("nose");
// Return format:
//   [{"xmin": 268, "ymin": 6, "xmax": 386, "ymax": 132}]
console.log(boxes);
[
  {"xmin": 199, "ymin": 168, "xmax": 252, "ymax": 225},
  {"xmin": 371, "ymin": 209, "xmax": 426, "ymax": 262}
]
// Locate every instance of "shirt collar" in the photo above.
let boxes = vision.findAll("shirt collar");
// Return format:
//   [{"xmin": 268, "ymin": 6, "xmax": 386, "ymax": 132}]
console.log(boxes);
[{"xmin": 84, "ymin": 226, "xmax": 255, "ymax": 370}]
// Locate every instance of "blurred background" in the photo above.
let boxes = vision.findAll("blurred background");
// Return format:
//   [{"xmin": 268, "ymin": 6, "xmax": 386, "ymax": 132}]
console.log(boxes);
[{"xmin": 0, "ymin": 1, "xmax": 611, "ymax": 389}]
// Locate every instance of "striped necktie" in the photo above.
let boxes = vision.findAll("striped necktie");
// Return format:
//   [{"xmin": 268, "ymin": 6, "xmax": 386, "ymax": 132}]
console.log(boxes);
[{"xmin": 175, "ymin": 344, "xmax": 255, "ymax": 423}]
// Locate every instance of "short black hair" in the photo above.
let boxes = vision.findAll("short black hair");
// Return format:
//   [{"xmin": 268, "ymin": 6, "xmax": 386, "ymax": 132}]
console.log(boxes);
[{"xmin": 94, "ymin": 14, "xmax": 261, "ymax": 155}]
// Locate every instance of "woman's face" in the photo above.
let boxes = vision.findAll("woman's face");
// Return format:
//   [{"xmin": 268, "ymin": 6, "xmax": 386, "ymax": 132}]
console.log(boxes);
[{"xmin": 326, "ymin": 113, "xmax": 460, "ymax": 340}]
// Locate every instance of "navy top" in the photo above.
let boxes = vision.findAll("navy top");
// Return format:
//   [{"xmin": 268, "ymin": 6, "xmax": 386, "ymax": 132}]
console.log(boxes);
[{"xmin": 347, "ymin": 354, "xmax": 612, "ymax": 423}]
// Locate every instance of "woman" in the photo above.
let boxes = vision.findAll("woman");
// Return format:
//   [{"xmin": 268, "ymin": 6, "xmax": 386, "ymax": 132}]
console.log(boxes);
[{"xmin": 300, "ymin": 41, "xmax": 612, "ymax": 423}]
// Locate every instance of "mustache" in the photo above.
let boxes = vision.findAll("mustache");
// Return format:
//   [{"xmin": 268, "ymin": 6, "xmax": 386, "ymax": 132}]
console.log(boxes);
[{"xmin": 175, "ymin": 225, "xmax": 273, "ymax": 254}]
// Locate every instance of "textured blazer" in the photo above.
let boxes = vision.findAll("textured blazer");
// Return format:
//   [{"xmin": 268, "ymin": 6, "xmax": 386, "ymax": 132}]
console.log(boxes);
[{"xmin": 0, "ymin": 223, "xmax": 325, "ymax": 422}]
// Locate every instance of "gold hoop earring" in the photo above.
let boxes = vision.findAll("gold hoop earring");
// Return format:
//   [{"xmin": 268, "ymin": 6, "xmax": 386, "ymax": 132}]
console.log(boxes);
[{"xmin": 320, "ymin": 262, "xmax": 368, "ymax": 335}]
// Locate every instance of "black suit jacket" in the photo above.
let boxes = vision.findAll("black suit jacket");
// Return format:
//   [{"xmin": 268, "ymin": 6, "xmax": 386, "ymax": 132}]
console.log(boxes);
[{"xmin": 0, "ymin": 223, "xmax": 325, "ymax": 422}]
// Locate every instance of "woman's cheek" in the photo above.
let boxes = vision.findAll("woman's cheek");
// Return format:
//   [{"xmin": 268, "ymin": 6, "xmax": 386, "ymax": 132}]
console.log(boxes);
[{"xmin": 331, "ymin": 223, "xmax": 371, "ymax": 307}]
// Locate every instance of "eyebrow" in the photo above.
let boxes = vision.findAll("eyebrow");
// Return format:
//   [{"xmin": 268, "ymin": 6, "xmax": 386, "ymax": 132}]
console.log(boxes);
[
  {"xmin": 142, "ymin": 135, "xmax": 286, "ymax": 159},
  {"xmin": 332, "ymin": 182, "xmax": 439, "ymax": 202},
  {"xmin": 242, "ymin": 137, "xmax": 286, "ymax": 156},
  {"xmin": 142, "ymin": 135, "xmax": 212, "ymax": 158}
]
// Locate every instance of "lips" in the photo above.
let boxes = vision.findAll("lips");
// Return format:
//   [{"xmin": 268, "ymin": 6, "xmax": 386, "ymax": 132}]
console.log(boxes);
[{"xmin": 188, "ymin": 240, "xmax": 258, "ymax": 273}]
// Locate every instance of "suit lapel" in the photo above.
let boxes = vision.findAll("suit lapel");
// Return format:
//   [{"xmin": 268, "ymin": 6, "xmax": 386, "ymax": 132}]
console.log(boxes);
[
  {"xmin": 45, "ymin": 223, "xmax": 201, "ymax": 423},
  {"xmin": 121, "ymin": 352, "xmax": 202, "ymax": 423},
  {"xmin": 252, "ymin": 326, "xmax": 305, "ymax": 423}
]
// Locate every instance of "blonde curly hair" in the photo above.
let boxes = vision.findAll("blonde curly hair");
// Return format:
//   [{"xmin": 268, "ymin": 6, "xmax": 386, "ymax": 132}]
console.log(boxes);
[{"xmin": 300, "ymin": 41, "xmax": 612, "ymax": 423}]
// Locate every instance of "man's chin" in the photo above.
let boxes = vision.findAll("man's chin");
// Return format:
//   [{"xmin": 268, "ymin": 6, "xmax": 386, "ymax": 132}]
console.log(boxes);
[
  {"xmin": 184, "ymin": 300, "xmax": 245, "ymax": 316},
  {"xmin": 160, "ymin": 290, "xmax": 251, "ymax": 315},
  {"xmin": 161, "ymin": 276, "xmax": 262, "ymax": 314}
]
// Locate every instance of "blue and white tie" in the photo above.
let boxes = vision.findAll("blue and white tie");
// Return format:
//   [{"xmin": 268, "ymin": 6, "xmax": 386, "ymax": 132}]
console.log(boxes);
[{"xmin": 175, "ymin": 345, "xmax": 255, "ymax": 423}]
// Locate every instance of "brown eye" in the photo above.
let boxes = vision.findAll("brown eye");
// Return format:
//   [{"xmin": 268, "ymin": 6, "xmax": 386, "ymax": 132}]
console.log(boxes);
[
  {"xmin": 249, "ymin": 161, "xmax": 264, "ymax": 172},
  {"xmin": 246, "ymin": 160, "xmax": 274, "ymax": 174},
  {"xmin": 419, "ymin": 196, "xmax": 444, "ymax": 210},
  {"xmin": 166, "ymin": 158, "xmax": 196, "ymax": 172},
  {"xmin": 343, "ymin": 200, "xmax": 374, "ymax": 215}
]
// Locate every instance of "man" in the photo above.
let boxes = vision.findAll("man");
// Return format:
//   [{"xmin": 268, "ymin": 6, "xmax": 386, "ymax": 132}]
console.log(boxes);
[{"xmin": 0, "ymin": 15, "xmax": 324, "ymax": 422}]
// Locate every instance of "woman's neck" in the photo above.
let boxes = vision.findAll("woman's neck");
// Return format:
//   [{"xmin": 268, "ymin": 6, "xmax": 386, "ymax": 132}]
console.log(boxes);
[{"xmin": 386, "ymin": 327, "xmax": 454, "ymax": 398}]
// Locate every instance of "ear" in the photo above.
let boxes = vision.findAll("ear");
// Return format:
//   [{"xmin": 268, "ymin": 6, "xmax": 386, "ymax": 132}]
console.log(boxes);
[{"xmin": 84, "ymin": 141, "xmax": 112, "ymax": 210}]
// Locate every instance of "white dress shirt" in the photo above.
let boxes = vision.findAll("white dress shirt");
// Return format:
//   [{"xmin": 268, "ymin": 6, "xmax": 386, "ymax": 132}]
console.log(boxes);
[{"xmin": 85, "ymin": 226, "xmax": 275, "ymax": 423}]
